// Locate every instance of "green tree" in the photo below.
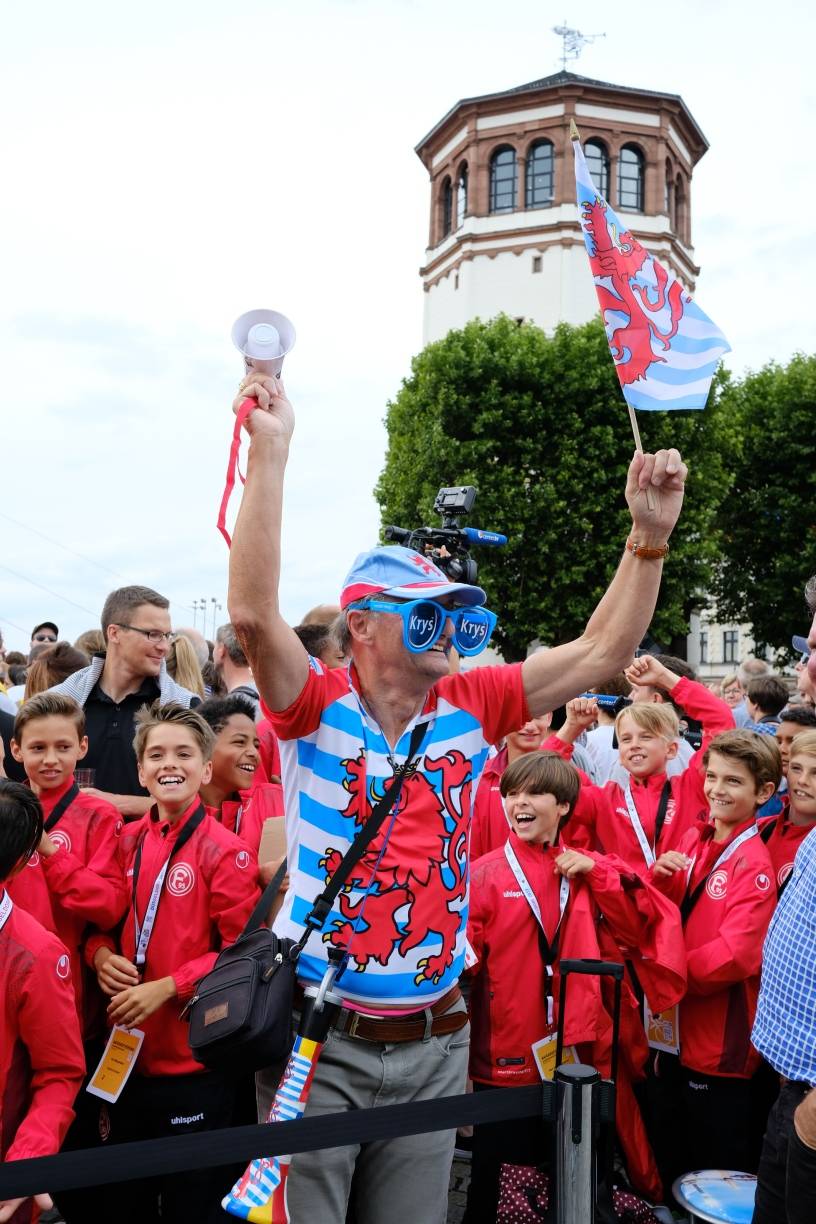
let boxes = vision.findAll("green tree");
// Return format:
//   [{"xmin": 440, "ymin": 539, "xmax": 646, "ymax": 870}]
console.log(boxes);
[
  {"xmin": 376, "ymin": 316, "xmax": 737, "ymax": 662},
  {"xmin": 713, "ymin": 353, "xmax": 816, "ymax": 662}
]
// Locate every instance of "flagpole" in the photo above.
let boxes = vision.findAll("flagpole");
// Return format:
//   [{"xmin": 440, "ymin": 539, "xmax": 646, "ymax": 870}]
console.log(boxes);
[{"xmin": 571, "ymin": 118, "xmax": 655, "ymax": 508}]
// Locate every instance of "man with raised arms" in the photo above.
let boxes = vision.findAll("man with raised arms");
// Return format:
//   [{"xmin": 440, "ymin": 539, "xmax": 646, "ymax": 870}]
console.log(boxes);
[{"xmin": 226, "ymin": 370, "xmax": 687, "ymax": 1224}]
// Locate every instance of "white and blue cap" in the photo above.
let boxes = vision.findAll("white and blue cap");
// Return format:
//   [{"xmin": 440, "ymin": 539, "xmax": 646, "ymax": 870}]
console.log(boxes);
[{"xmin": 340, "ymin": 545, "xmax": 486, "ymax": 610}]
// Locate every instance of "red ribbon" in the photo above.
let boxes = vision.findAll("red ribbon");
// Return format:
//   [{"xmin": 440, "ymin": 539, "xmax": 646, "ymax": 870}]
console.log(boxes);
[{"xmin": 216, "ymin": 397, "xmax": 256, "ymax": 548}]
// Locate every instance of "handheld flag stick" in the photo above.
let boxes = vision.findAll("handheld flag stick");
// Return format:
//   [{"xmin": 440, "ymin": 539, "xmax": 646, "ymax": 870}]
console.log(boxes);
[{"xmin": 222, "ymin": 955, "xmax": 344, "ymax": 1222}]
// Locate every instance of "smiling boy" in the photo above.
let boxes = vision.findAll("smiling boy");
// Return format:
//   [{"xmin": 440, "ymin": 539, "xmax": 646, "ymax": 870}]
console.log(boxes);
[
  {"xmin": 650, "ymin": 729, "xmax": 779, "ymax": 1178},
  {"xmin": 197, "ymin": 693, "xmax": 284, "ymax": 857},
  {"xmin": 8, "ymin": 693, "xmax": 127, "ymax": 1030},
  {"xmin": 466, "ymin": 751, "xmax": 685, "ymax": 1214},
  {"xmin": 89, "ymin": 701, "xmax": 260, "ymax": 1224},
  {"xmin": 760, "ymin": 727, "xmax": 816, "ymax": 891},
  {"xmin": 543, "ymin": 654, "xmax": 734, "ymax": 872}
]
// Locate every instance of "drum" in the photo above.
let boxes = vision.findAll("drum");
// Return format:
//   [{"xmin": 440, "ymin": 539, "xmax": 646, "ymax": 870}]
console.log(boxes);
[{"xmin": 671, "ymin": 1170, "xmax": 757, "ymax": 1223}]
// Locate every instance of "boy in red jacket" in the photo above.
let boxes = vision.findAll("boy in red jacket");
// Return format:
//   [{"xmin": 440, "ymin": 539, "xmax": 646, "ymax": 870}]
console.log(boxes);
[
  {"xmin": 470, "ymin": 714, "xmax": 552, "ymax": 860},
  {"xmin": 465, "ymin": 751, "xmax": 686, "ymax": 1221},
  {"xmin": 760, "ymin": 727, "xmax": 816, "ymax": 891},
  {"xmin": 543, "ymin": 654, "xmax": 734, "ymax": 873},
  {"xmin": 650, "ymin": 729, "xmax": 779, "ymax": 1179},
  {"xmin": 0, "ymin": 779, "xmax": 84, "ymax": 1224},
  {"xmin": 197, "ymin": 693, "xmax": 284, "ymax": 858},
  {"xmin": 8, "ymin": 693, "xmax": 127, "ymax": 1031},
  {"xmin": 90, "ymin": 701, "xmax": 261, "ymax": 1224}
]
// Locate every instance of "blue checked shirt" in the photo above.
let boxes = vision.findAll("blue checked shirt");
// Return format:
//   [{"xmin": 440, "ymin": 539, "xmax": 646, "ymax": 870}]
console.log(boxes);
[{"xmin": 752, "ymin": 827, "xmax": 816, "ymax": 1082}]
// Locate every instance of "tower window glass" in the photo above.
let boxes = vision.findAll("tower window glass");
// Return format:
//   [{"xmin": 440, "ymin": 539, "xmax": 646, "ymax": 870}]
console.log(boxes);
[
  {"xmin": 441, "ymin": 177, "xmax": 452, "ymax": 238},
  {"xmin": 585, "ymin": 139, "xmax": 610, "ymax": 199},
  {"xmin": 489, "ymin": 146, "xmax": 517, "ymax": 213},
  {"xmin": 618, "ymin": 145, "xmax": 644, "ymax": 211},
  {"xmin": 525, "ymin": 141, "xmax": 554, "ymax": 208},
  {"xmin": 456, "ymin": 165, "xmax": 468, "ymax": 229}
]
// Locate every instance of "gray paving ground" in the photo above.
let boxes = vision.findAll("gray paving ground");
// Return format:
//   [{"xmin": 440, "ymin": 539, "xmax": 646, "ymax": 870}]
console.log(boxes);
[{"xmin": 447, "ymin": 1154, "xmax": 471, "ymax": 1223}]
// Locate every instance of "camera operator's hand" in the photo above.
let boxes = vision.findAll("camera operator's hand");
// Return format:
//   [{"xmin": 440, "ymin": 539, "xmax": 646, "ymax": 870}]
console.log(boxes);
[
  {"xmin": 233, "ymin": 373, "xmax": 294, "ymax": 446},
  {"xmin": 557, "ymin": 697, "xmax": 598, "ymax": 743},
  {"xmin": 624, "ymin": 654, "xmax": 680, "ymax": 693},
  {"xmin": 625, "ymin": 449, "xmax": 687, "ymax": 544}
]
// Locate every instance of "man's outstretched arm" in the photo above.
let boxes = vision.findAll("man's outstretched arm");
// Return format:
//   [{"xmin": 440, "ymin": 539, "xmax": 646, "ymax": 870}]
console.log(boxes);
[
  {"xmin": 227, "ymin": 374, "xmax": 310, "ymax": 712},
  {"xmin": 522, "ymin": 448, "xmax": 687, "ymax": 717}
]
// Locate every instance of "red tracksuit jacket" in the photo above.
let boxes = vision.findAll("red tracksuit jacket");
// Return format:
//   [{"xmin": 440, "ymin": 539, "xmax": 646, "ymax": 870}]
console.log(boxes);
[
  {"xmin": 216, "ymin": 782, "xmax": 285, "ymax": 857},
  {"xmin": 467, "ymin": 833, "xmax": 686, "ymax": 1200},
  {"xmin": 758, "ymin": 800, "xmax": 814, "ymax": 892},
  {"xmin": 542, "ymin": 677, "xmax": 734, "ymax": 872},
  {"xmin": 652, "ymin": 817, "xmax": 776, "ymax": 1077},
  {"xmin": 0, "ymin": 895, "xmax": 85, "ymax": 1163},
  {"xmin": 7, "ymin": 779, "xmax": 127, "ymax": 1028},
  {"xmin": 470, "ymin": 746, "xmax": 510, "ymax": 862},
  {"xmin": 94, "ymin": 800, "xmax": 261, "ymax": 1076}
]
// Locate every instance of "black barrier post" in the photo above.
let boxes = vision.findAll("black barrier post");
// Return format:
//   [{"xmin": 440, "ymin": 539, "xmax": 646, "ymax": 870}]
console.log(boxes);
[{"xmin": 0, "ymin": 1083, "xmax": 555, "ymax": 1199}]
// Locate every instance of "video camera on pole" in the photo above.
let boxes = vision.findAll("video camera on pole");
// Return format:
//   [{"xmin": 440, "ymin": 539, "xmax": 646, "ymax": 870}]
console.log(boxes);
[{"xmin": 383, "ymin": 485, "xmax": 507, "ymax": 585}]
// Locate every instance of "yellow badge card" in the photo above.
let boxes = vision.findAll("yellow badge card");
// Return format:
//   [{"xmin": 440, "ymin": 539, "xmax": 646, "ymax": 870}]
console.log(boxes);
[
  {"xmin": 87, "ymin": 1025, "xmax": 144, "ymax": 1103},
  {"xmin": 644, "ymin": 1001, "xmax": 680, "ymax": 1054},
  {"xmin": 531, "ymin": 1035, "xmax": 578, "ymax": 1081}
]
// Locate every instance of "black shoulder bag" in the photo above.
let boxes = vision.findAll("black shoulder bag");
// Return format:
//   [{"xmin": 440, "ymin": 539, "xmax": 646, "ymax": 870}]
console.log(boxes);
[{"xmin": 186, "ymin": 720, "xmax": 426, "ymax": 1071}]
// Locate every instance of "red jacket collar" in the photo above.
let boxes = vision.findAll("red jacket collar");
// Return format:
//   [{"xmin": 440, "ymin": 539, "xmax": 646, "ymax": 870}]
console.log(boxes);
[
  {"xmin": 148, "ymin": 797, "xmax": 203, "ymax": 841},
  {"xmin": 38, "ymin": 775, "xmax": 77, "ymax": 816},
  {"xmin": 628, "ymin": 770, "xmax": 669, "ymax": 792},
  {"xmin": 508, "ymin": 829, "xmax": 563, "ymax": 867}
]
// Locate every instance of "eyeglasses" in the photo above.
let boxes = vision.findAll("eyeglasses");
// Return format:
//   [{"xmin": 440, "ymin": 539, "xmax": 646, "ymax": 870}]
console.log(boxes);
[
  {"xmin": 114, "ymin": 624, "xmax": 176, "ymax": 645},
  {"xmin": 348, "ymin": 598, "xmax": 498, "ymax": 657},
  {"xmin": 32, "ymin": 633, "xmax": 57, "ymax": 643}
]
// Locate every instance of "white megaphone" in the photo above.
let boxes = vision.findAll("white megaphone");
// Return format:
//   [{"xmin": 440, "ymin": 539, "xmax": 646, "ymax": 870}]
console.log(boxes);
[{"xmin": 231, "ymin": 308, "xmax": 296, "ymax": 378}]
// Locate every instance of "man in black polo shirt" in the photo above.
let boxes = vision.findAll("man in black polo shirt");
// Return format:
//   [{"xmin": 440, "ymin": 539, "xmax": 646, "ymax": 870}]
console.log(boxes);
[{"xmin": 49, "ymin": 584, "xmax": 199, "ymax": 818}]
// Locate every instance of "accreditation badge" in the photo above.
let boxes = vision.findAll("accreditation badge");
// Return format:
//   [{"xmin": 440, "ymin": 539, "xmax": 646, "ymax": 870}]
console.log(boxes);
[
  {"xmin": 531, "ymin": 1034, "xmax": 578, "ymax": 1081},
  {"xmin": 644, "ymin": 1001, "xmax": 680, "ymax": 1054},
  {"xmin": 87, "ymin": 1025, "xmax": 144, "ymax": 1103}
]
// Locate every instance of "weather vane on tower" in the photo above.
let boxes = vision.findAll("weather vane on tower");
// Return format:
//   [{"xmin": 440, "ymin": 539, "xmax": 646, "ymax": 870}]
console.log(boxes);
[{"xmin": 552, "ymin": 22, "xmax": 605, "ymax": 70}]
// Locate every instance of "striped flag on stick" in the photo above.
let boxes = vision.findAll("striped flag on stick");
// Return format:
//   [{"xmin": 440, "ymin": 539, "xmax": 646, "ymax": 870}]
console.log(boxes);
[{"xmin": 571, "ymin": 120, "xmax": 730, "ymax": 451}]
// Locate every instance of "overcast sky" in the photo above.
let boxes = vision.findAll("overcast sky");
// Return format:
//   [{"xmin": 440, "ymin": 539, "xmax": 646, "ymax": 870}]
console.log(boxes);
[{"xmin": 1, "ymin": 0, "xmax": 813, "ymax": 652}]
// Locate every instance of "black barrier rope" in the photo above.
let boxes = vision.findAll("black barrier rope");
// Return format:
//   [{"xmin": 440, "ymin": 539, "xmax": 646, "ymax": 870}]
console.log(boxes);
[{"xmin": 0, "ymin": 1083, "xmax": 552, "ymax": 1199}]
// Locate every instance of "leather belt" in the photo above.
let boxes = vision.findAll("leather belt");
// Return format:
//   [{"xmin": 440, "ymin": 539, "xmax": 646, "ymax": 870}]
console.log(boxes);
[{"xmin": 294, "ymin": 983, "xmax": 467, "ymax": 1044}]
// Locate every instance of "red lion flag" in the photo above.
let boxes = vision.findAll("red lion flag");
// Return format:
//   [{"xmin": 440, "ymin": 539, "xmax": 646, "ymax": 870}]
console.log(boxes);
[{"xmin": 573, "ymin": 134, "xmax": 730, "ymax": 411}]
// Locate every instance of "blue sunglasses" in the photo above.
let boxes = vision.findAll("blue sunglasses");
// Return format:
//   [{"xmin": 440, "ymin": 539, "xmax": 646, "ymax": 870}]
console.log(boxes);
[{"xmin": 348, "ymin": 598, "xmax": 498, "ymax": 657}]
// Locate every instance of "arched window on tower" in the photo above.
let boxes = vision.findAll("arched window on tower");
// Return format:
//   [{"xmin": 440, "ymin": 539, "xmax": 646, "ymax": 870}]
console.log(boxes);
[
  {"xmin": 489, "ymin": 146, "xmax": 517, "ymax": 213},
  {"xmin": 675, "ymin": 173, "xmax": 687, "ymax": 244},
  {"xmin": 618, "ymin": 144, "xmax": 644, "ymax": 211},
  {"xmin": 665, "ymin": 159, "xmax": 675, "ymax": 228},
  {"xmin": 441, "ymin": 177, "xmax": 452, "ymax": 238},
  {"xmin": 456, "ymin": 164, "xmax": 468, "ymax": 229},
  {"xmin": 585, "ymin": 139, "xmax": 609, "ymax": 199},
  {"xmin": 525, "ymin": 140, "xmax": 554, "ymax": 208}
]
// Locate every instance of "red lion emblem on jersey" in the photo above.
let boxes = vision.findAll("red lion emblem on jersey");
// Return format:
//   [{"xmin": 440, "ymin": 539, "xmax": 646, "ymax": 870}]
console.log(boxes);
[
  {"xmin": 580, "ymin": 193, "xmax": 687, "ymax": 388},
  {"xmin": 320, "ymin": 749, "xmax": 473, "ymax": 984}
]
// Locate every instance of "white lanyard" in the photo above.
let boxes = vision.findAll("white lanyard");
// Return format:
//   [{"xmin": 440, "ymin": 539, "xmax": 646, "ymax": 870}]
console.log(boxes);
[
  {"xmin": 623, "ymin": 782, "xmax": 658, "ymax": 868},
  {"xmin": 686, "ymin": 822, "xmax": 760, "ymax": 894},
  {"xmin": 133, "ymin": 858, "xmax": 174, "ymax": 968},
  {"xmin": 505, "ymin": 841, "xmax": 569, "ymax": 1024},
  {"xmin": 234, "ymin": 804, "xmax": 243, "ymax": 835},
  {"xmin": 504, "ymin": 841, "xmax": 570, "ymax": 940},
  {"xmin": 0, "ymin": 890, "xmax": 12, "ymax": 933}
]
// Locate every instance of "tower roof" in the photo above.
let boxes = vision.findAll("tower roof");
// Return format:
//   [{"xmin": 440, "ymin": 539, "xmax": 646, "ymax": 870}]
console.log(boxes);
[{"xmin": 416, "ymin": 69, "xmax": 708, "ymax": 157}]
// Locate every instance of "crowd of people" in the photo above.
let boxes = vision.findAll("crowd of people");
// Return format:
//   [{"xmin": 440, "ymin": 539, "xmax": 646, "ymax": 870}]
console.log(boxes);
[{"xmin": 0, "ymin": 371, "xmax": 813, "ymax": 1224}]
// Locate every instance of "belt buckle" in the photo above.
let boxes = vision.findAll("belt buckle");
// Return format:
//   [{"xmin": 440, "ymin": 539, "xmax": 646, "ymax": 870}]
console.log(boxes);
[{"xmin": 346, "ymin": 1010, "xmax": 363, "ymax": 1039}]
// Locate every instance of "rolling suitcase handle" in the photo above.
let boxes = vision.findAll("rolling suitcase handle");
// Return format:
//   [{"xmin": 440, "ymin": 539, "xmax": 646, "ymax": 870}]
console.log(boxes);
[{"xmin": 555, "ymin": 959, "xmax": 624, "ymax": 1084}]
